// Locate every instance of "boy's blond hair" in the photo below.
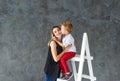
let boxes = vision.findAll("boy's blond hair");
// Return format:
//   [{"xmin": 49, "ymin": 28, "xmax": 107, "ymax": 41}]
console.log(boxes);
[{"xmin": 61, "ymin": 21, "xmax": 73, "ymax": 33}]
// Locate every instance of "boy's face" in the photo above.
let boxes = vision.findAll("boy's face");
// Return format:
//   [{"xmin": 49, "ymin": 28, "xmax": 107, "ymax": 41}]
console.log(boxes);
[{"xmin": 61, "ymin": 25, "xmax": 67, "ymax": 35}]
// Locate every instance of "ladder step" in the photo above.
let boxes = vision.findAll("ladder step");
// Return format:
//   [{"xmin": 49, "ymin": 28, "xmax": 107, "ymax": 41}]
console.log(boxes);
[
  {"xmin": 57, "ymin": 78, "xmax": 67, "ymax": 81},
  {"xmin": 81, "ymin": 74, "xmax": 96, "ymax": 80},
  {"xmin": 57, "ymin": 75, "xmax": 73, "ymax": 81},
  {"xmin": 71, "ymin": 54, "xmax": 93, "ymax": 61}
]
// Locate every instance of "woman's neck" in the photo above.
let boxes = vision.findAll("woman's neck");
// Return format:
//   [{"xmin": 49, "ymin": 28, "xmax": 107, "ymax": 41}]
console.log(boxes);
[{"xmin": 57, "ymin": 37, "xmax": 61, "ymax": 41}]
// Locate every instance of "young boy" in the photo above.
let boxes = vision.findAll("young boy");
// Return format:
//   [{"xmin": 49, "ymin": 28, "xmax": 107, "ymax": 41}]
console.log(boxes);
[{"xmin": 54, "ymin": 21, "xmax": 76, "ymax": 80}]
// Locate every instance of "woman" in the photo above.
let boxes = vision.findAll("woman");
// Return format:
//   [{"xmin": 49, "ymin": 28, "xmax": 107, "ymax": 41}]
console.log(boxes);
[{"xmin": 44, "ymin": 26, "xmax": 71, "ymax": 81}]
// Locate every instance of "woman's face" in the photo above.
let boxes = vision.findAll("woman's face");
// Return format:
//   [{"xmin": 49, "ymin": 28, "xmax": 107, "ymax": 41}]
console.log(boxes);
[{"xmin": 53, "ymin": 28, "xmax": 62, "ymax": 38}]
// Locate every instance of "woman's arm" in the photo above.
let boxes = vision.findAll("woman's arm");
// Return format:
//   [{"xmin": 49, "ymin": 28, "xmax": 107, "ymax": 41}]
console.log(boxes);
[{"xmin": 50, "ymin": 41, "xmax": 71, "ymax": 62}]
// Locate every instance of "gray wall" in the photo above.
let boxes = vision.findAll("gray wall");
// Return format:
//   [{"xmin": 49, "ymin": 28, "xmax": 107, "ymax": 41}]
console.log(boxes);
[{"xmin": 0, "ymin": 0, "xmax": 120, "ymax": 81}]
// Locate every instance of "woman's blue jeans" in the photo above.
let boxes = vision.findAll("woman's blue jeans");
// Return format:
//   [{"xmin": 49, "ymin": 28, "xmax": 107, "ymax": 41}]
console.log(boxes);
[{"xmin": 46, "ymin": 74, "xmax": 56, "ymax": 81}]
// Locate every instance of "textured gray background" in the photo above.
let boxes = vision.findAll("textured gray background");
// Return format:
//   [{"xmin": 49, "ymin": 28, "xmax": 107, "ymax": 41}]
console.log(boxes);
[{"xmin": 0, "ymin": 0, "xmax": 120, "ymax": 81}]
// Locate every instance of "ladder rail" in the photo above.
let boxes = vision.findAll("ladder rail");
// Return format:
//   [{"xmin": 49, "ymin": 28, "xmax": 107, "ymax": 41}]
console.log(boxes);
[{"xmin": 86, "ymin": 35, "xmax": 96, "ymax": 81}]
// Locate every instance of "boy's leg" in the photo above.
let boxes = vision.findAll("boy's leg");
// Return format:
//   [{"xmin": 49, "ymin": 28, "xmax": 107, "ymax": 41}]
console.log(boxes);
[{"xmin": 60, "ymin": 52, "xmax": 76, "ymax": 73}]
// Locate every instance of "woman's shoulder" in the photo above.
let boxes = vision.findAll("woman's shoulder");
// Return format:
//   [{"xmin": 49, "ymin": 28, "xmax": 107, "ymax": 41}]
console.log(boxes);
[
  {"xmin": 48, "ymin": 40, "xmax": 56, "ymax": 46},
  {"xmin": 50, "ymin": 40, "xmax": 56, "ymax": 44}
]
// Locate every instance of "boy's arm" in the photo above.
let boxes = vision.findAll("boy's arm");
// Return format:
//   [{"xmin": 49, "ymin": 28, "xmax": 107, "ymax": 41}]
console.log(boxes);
[
  {"xmin": 56, "ymin": 40, "xmax": 65, "ymax": 48},
  {"xmin": 64, "ymin": 35, "xmax": 74, "ymax": 47},
  {"xmin": 53, "ymin": 37, "xmax": 65, "ymax": 48}
]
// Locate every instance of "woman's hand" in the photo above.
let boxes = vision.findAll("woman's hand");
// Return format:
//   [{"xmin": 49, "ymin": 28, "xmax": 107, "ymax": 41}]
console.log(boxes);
[
  {"xmin": 64, "ymin": 44, "xmax": 72, "ymax": 52},
  {"xmin": 52, "ymin": 37, "xmax": 58, "ymax": 42}
]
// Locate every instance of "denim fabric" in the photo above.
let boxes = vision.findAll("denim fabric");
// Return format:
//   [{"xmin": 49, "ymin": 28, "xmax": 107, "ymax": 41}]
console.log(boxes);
[{"xmin": 46, "ymin": 74, "xmax": 56, "ymax": 81}]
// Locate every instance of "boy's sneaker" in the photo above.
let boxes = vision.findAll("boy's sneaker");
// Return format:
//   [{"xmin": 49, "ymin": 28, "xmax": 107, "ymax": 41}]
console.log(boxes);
[
  {"xmin": 60, "ymin": 74, "xmax": 65, "ymax": 79},
  {"xmin": 63, "ymin": 72, "xmax": 73, "ymax": 80}
]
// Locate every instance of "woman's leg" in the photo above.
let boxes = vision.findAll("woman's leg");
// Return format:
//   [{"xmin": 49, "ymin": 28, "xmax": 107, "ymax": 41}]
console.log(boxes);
[
  {"xmin": 46, "ymin": 74, "xmax": 55, "ymax": 81},
  {"xmin": 57, "ymin": 68, "xmax": 61, "ymax": 78},
  {"xmin": 60, "ymin": 52, "xmax": 76, "ymax": 73}
]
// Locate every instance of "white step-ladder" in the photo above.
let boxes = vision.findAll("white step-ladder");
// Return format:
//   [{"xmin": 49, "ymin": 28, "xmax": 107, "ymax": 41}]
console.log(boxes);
[{"xmin": 57, "ymin": 32, "xmax": 96, "ymax": 81}]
